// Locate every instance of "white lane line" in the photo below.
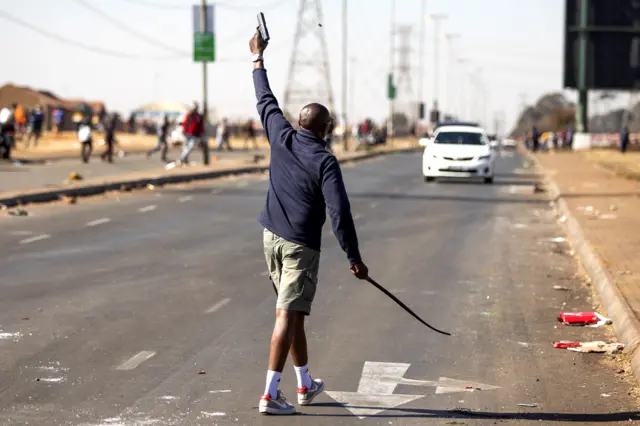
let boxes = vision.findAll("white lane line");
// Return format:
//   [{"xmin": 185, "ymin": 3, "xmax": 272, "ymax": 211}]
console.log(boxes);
[
  {"xmin": 116, "ymin": 351, "xmax": 156, "ymax": 370},
  {"xmin": 86, "ymin": 217, "xmax": 111, "ymax": 227},
  {"xmin": 20, "ymin": 234, "xmax": 51, "ymax": 245},
  {"xmin": 178, "ymin": 196, "xmax": 193, "ymax": 203},
  {"xmin": 205, "ymin": 298, "xmax": 231, "ymax": 314},
  {"xmin": 138, "ymin": 205, "xmax": 157, "ymax": 213}
]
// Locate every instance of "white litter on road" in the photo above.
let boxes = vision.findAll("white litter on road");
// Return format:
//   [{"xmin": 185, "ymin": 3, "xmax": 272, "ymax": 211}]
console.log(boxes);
[
  {"xmin": 86, "ymin": 218, "xmax": 111, "ymax": 227},
  {"xmin": 116, "ymin": 351, "xmax": 156, "ymax": 370},
  {"xmin": 38, "ymin": 377, "xmax": 66, "ymax": 383},
  {"xmin": 20, "ymin": 234, "xmax": 51, "ymax": 244},
  {"xmin": 205, "ymin": 298, "xmax": 231, "ymax": 314},
  {"xmin": 201, "ymin": 412, "xmax": 226, "ymax": 417},
  {"xmin": 159, "ymin": 396, "xmax": 178, "ymax": 400},
  {"xmin": 209, "ymin": 390, "xmax": 232, "ymax": 394},
  {"xmin": 178, "ymin": 196, "xmax": 193, "ymax": 203},
  {"xmin": 0, "ymin": 332, "xmax": 22, "ymax": 340},
  {"xmin": 138, "ymin": 205, "xmax": 157, "ymax": 213}
]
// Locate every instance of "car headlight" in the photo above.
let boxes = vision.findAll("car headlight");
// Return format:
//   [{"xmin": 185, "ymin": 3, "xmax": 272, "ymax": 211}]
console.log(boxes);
[{"xmin": 478, "ymin": 155, "xmax": 491, "ymax": 161}]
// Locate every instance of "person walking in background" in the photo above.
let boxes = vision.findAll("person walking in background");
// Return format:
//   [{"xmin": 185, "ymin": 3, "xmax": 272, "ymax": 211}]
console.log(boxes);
[
  {"xmin": 249, "ymin": 30, "xmax": 368, "ymax": 416},
  {"xmin": 147, "ymin": 114, "xmax": 170, "ymax": 162},
  {"xmin": 26, "ymin": 105, "xmax": 45, "ymax": 148},
  {"xmin": 178, "ymin": 102, "xmax": 204, "ymax": 165},
  {"xmin": 53, "ymin": 107, "xmax": 64, "ymax": 136},
  {"xmin": 101, "ymin": 113, "xmax": 118, "ymax": 163},
  {"xmin": 216, "ymin": 118, "xmax": 232, "ymax": 151},
  {"xmin": 14, "ymin": 104, "xmax": 27, "ymax": 140},
  {"xmin": 78, "ymin": 116, "xmax": 93, "ymax": 163},
  {"xmin": 244, "ymin": 118, "xmax": 259, "ymax": 150},
  {"xmin": 532, "ymin": 126, "xmax": 540, "ymax": 152},
  {"xmin": 620, "ymin": 125, "xmax": 630, "ymax": 154}
]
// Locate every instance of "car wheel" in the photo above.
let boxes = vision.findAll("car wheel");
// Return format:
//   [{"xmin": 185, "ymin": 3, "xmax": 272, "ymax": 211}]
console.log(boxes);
[
  {"xmin": 424, "ymin": 176, "xmax": 435, "ymax": 182},
  {"xmin": 484, "ymin": 176, "xmax": 494, "ymax": 184}
]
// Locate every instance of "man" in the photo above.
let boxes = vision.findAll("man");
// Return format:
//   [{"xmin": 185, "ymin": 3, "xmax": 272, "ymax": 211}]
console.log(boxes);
[
  {"xmin": 244, "ymin": 118, "xmax": 258, "ymax": 150},
  {"xmin": 179, "ymin": 103, "xmax": 204, "ymax": 165},
  {"xmin": 147, "ymin": 114, "xmax": 170, "ymax": 162},
  {"xmin": 0, "ymin": 104, "xmax": 16, "ymax": 160},
  {"xmin": 215, "ymin": 118, "xmax": 232, "ymax": 151},
  {"xmin": 531, "ymin": 126, "xmax": 540, "ymax": 152},
  {"xmin": 101, "ymin": 113, "xmax": 119, "ymax": 163},
  {"xmin": 26, "ymin": 105, "xmax": 45, "ymax": 148},
  {"xmin": 53, "ymin": 107, "xmax": 64, "ymax": 136},
  {"xmin": 249, "ymin": 31, "xmax": 369, "ymax": 416},
  {"xmin": 620, "ymin": 125, "xmax": 630, "ymax": 154},
  {"xmin": 78, "ymin": 116, "xmax": 93, "ymax": 163}
]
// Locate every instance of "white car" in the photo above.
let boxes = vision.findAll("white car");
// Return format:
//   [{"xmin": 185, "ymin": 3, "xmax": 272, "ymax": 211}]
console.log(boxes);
[{"xmin": 420, "ymin": 124, "xmax": 496, "ymax": 184}]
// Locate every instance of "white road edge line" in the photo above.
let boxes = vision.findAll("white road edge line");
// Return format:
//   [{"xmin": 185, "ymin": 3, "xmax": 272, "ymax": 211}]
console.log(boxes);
[
  {"xmin": 138, "ymin": 205, "xmax": 157, "ymax": 213},
  {"xmin": 86, "ymin": 218, "xmax": 111, "ymax": 227},
  {"xmin": 178, "ymin": 196, "xmax": 193, "ymax": 203},
  {"xmin": 116, "ymin": 351, "xmax": 156, "ymax": 370},
  {"xmin": 205, "ymin": 298, "xmax": 231, "ymax": 314},
  {"xmin": 19, "ymin": 234, "xmax": 51, "ymax": 245}
]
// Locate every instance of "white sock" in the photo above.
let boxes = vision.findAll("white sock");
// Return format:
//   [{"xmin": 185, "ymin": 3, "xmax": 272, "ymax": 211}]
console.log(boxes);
[
  {"xmin": 294, "ymin": 364, "xmax": 312, "ymax": 390},
  {"xmin": 264, "ymin": 370, "xmax": 281, "ymax": 399}
]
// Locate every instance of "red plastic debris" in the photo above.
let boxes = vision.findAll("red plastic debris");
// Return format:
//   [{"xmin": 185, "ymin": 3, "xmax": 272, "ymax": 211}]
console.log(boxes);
[
  {"xmin": 553, "ymin": 341, "xmax": 581, "ymax": 349},
  {"xmin": 558, "ymin": 312, "xmax": 611, "ymax": 327}
]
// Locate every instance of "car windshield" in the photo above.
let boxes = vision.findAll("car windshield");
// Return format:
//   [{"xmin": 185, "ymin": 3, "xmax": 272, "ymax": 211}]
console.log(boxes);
[{"xmin": 435, "ymin": 131, "xmax": 485, "ymax": 145}]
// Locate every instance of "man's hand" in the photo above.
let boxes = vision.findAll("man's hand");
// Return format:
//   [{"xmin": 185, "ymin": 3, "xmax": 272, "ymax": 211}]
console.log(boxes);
[
  {"xmin": 350, "ymin": 263, "xmax": 369, "ymax": 280},
  {"xmin": 249, "ymin": 30, "xmax": 268, "ymax": 55}
]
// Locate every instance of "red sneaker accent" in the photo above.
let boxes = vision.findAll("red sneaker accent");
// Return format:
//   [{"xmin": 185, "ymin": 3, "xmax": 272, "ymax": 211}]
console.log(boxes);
[
  {"xmin": 297, "ymin": 387, "xmax": 308, "ymax": 394},
  {"xmin": 260, "ymin": 394, "xmax": 272, "ymax": 401}
]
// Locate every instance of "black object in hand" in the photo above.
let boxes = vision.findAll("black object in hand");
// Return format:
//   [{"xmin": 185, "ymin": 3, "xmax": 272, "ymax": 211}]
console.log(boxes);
[{"xmin": 257, "ymin": 12, "xmax": 270, "ymax": 42}]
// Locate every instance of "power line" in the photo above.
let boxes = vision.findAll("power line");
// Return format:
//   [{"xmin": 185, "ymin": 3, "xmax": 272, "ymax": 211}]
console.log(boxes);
[
  {"xmin": 119, "ymin": 0, "xmax": 290, "ymax": 11},
  {"xmin": 70, "ymin": 0, "xmax": 188, "ymax": 55},
  {"xmin": 0, "ymin": 9, "xmax": 182, "ymax": 60}
]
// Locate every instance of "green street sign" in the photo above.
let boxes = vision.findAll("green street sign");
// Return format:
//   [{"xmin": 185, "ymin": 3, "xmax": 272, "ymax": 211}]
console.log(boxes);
[
  {"xmin": 194, "ymin": 32, "xmax": 215, "ymax": 62},
  {"xmin": 387, "ymin": 73, "xmax": 396, "ymax": 100}
]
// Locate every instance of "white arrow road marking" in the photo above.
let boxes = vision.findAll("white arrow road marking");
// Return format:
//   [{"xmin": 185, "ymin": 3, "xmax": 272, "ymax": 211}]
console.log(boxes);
[
  {"xmin": 86, "ymin": 217, "xmax": 111, "ymax": 227},
  {"xmin": 326, "ymin": 361, "xmax": 501, "ymax": 418},
  {"xmin": 138, "ymin": 205, "xmax": 157, "ymax": 213},
  {"xmin": 434, "ymin": 377, "xmax": 501, "ymax": 394},
  {"xmin": 324, "ymin": 392, "xmax": 423, "ymax": 418},
  {"xmin": 20, "ymin": 234, "xmax": 51, "ymax": 244},
  {"xmin": 116, "ymin": 351, "xmax": 156, "ymax": 370}
]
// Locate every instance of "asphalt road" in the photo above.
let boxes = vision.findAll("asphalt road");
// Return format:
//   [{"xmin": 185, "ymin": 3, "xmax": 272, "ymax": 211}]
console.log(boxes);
[
  {"xmin": 0, "ymin": 150, "xmax": 637, "ymax": 425},
  {"xmin": 0, "ymin": 148, "xmax": 262, "ymax": 194}
]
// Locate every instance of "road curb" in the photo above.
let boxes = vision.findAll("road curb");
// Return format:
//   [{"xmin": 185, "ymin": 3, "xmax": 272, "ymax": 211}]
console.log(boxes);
[
  {"xmin": 523, "ymin": 149, "xmax": 640, "ymax": 379},
  {"xmin": 1, "ymin": 147, "xmax": 420, "ymax": 208}
]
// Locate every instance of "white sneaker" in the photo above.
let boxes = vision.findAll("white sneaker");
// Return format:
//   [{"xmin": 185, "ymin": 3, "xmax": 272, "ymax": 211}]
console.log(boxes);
[
  {"xmin": 297, "ymin": 377, "xmax": 325, "ymax": 406},
  {"xmin": 259, "ymin": 391, "xmax": 296, "ymax": 415}
]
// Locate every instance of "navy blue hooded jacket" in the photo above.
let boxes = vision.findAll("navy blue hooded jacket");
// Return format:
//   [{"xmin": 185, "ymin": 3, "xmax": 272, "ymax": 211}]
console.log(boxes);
[{"xmin": 253, "ymin": 68, "xmax": 362, "ymax": 265}]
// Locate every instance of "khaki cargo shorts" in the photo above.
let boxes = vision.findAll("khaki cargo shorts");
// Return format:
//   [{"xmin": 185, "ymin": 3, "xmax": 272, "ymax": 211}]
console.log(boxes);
[{"xmin": 263, "ymin": 229, "xmax": 320, "ymax": 315}]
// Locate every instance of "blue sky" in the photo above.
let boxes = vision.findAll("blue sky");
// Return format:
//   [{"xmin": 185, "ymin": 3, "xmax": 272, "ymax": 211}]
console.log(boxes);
[{"xmin": 0, "ymin": 0, "xmax": 565, "ymax": 131}]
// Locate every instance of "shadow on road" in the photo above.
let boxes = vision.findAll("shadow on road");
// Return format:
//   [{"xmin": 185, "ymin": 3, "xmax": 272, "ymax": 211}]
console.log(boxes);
[{"xmin": 302, "ymin": 403, "xmax": 640, "ymax": 422}]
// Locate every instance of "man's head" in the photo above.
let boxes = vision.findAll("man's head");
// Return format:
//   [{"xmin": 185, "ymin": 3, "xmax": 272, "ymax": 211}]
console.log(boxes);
[
  {"xmin": 191, "ymin": 102, "xmax": 199, "ymax": 113},
  {"xmin": 298, "ymin": 103, "xmax": 332, "ymax": 140}
]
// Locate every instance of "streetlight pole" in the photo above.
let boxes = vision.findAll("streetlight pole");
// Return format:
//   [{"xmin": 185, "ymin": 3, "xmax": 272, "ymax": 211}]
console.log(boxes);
[
  {"xmin": 418, "ymin": 0, "xmax": 426, "ymax": 120},
  {"xmin": 388, "ymin": 0, "xmax": 396, "ymax": 142},
  {"xmin": 445, "ymin": 33, "xmax": 460, "ymax": 119},
  {"xmin": 426, "ymin": 13, "xmax": 447, "ymax": 124},
  {"xmin": 341, "ymin": 0, "xmax": 348, "ymax": 151}
]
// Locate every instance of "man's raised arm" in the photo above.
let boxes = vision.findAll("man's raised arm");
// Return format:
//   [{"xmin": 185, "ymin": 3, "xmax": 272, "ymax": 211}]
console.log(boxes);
[{"xmin": 250, "ymin": 32, "xmax": 292, "ymax": 144}]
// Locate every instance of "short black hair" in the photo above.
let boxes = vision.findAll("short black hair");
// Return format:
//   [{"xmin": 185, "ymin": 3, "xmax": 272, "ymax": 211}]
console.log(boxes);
[{"xmin": 299, "ymin": 103, "xmax": 331, "ymax": 137}]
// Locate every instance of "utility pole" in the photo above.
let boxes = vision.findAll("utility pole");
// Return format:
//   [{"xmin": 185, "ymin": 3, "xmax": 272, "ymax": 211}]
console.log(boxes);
[
  {"xmin": 341, "ymin": 0, "xmax": 348, "ymax": 151},
  {"xmin": 418, "ymin": 0, "xmax": 426, "ymax": 120},
  {"xmin": 388, "ymin": 0, "xmax": 396, "ymax": 143},
  {"xmin": 349, "ymin": 57, "xmax": 356, "ymax": 124},
  {"xmin": 427, "ymin": 13, "xmax": 447, "ymax": 124},
  {"xmin": 200, "ymin": 0, "xmax": 210, "ymax": 165},
  {"xmin": 284, "ymin": 0, "xmax": 335, "ymax": 122}
]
